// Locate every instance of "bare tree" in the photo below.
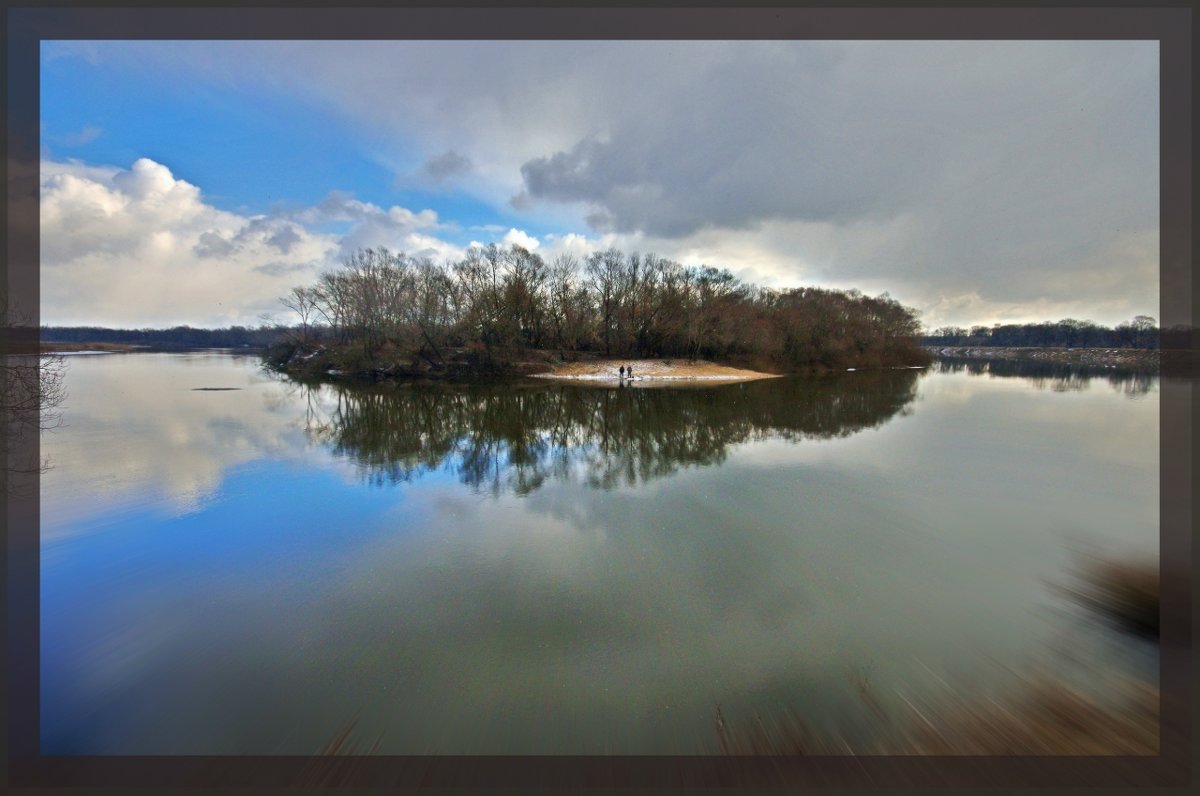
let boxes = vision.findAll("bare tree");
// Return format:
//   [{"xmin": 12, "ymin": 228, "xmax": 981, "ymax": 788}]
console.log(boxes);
[
  {"xmin": 586, "ymin": 248, "xmax": 626, "ymax": 356},
  {"xmin": 280, "ymin": 285, "xmax": 319, "ymax": 344}
]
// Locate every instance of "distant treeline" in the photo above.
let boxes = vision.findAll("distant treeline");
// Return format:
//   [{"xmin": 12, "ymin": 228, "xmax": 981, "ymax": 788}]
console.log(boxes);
[
  {"xmin": 41, "ymin": 325, "xmax": 285, "ymax": 348},
  {"xmin": 275, "ymin": 244, "xmax": 929, "ymax": 375},
  {"xmin": 923, "ymin": 317, "xmax": 1160, "ymax": 349}
]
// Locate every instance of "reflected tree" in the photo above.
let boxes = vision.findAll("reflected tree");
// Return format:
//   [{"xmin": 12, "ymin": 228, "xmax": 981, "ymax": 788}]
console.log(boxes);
[
  {"xmin": 931, "ymin": 358, "xmax": 1156, "ymax": 397},
  {"xmin": 294, "ymin": 372, "xmax": 922, "ymax": 495}
]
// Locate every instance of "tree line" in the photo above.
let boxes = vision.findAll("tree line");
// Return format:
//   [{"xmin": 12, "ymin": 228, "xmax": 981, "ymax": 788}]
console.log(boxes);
[
  {"xmin": 277, "ymin": 243, "xmax": 929, "ymax": 374},
  {"xmin": 40, "ymin": 325, "xmax": 280, "ymax": 348},
  {"xmin": 923, "ymin": 316, "xmax": 1160, "ymax": 349}
]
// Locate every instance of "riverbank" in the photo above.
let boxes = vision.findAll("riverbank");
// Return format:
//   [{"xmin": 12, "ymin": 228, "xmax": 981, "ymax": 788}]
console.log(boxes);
[
  {"xmin": 928, "ymin": 346, "xmax": 1161, "ymax": 371},
  {"xmin": 530, "ymin": 358, "xmax": 781, "ymax": 383}
]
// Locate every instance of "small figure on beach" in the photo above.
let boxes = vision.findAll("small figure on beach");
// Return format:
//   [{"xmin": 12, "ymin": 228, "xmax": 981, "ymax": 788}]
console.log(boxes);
[
  {"xmin": 619, "ymin": 365, "xmax": 625, "ymax": 379},
  {"xmin": 626, "ymin": 364, "xmax": 633, "ymax": 380}
]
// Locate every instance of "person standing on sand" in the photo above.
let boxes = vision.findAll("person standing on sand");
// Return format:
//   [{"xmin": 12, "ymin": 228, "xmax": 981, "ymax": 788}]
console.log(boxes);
[
  {"xmin": 627, "ymin": 364, "xmax": 633, "ymax": 380},
  {"xmin": 619, "ymin": 365, "xmax": 625, "ymax": 379}
]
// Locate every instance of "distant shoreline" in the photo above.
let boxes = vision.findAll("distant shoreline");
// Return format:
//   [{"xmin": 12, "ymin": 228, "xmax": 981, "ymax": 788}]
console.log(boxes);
[
  {"xmin": 928, "ymin": 346, "xmax": 1161, "ymax": 371},
  {"xmin": 36, "ymin": 342, "xmax": 262, "ymax": 355}
]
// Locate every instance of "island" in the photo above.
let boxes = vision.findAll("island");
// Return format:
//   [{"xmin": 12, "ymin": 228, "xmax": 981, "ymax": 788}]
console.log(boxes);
[{"xmin": 266, "ymin": 243, "xmax": 930, "ymax": 383}]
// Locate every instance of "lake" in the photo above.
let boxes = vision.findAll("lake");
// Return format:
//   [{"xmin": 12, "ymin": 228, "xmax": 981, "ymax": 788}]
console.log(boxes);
[{"xmin": 40, "ymin": 352, "xmax": 1159, "ymax": 754}]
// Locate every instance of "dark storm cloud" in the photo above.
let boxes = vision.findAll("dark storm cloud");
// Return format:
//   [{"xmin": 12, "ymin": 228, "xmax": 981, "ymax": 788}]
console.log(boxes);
[{"xmin": 517, "ymin": 42, "xmax": 1157, "ymax": 243}]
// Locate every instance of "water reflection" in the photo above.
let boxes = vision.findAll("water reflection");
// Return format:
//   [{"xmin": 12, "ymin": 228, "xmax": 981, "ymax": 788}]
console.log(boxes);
[
  {"xmin": 40, "ymin": 353, "xmax": 1160, "ymax": 756},
  {"xmin": 291, "ymin": 370, "xmax": 922, "ymax": 494},
  {"xmin": 932, "ymin": 357, "xmax": 1156, "ymax": 397}
]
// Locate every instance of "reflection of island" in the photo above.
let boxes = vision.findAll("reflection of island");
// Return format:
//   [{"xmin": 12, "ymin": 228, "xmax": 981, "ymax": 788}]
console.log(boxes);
[
  {"xmin": 932, "ymin": 358, "xmax": 1156, "ymax": 397},
  {"xmin": 296, "ymin": 371, "xmax": 921, "ymax": 494}
]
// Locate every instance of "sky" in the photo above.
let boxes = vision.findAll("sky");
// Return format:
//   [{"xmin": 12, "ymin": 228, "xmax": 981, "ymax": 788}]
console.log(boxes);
[{"xmin": 39, "ymin": 40, "xmax": 1159, "ymax": 331}]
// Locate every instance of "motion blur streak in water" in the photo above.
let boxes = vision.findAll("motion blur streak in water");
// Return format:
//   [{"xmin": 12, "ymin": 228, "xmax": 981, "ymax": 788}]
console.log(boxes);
[{"xmin": 40, "ymin": 352, "xmax": 1158, "ymax": 754}]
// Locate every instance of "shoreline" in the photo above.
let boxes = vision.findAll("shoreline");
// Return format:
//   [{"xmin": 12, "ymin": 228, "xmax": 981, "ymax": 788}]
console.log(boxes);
[{"xmin": 928, "ymin": 346, "xmax": 1162, "ymax": 371}]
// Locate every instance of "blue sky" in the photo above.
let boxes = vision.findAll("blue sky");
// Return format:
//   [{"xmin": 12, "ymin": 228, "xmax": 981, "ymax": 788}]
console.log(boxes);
[
  {"xmin": 39, "ymin": 40, "xmax": 1158, "ymax": 329},
  {"xmin": 41, "ymin": 50, "xmax": 525, "ymax": 242}
]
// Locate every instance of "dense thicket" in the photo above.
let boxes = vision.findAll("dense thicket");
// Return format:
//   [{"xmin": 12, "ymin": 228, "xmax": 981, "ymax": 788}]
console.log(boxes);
[
  {"xmin": 923, "ymin": 317, "xmax": 1159, "ymax": 349},
  {"xmin": 275, "ymin": 244, "xmax": 928, "ymax": 374}
]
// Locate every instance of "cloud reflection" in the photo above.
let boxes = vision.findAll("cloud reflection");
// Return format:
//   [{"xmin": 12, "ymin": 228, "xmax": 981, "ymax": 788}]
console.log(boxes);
[{"xmin": 40, "ymin": 353, "xmax": 347, "ymax": 536}]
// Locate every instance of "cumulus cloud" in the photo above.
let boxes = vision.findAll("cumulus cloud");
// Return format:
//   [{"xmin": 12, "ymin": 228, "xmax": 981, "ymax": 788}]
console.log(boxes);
[
  {"xmin": 40, "ymin": 158, "xmax": 337, "ymax": 327},
  {"xmin": 499, "ymin": 227, "xmax": 539, "ymax": 251},
  {"xmin": 39, "ymin": 158, "xmax": 470, "ymax": 327},
  {"xmin": 292, "ymin": 190, "xmax": 451, "ymax": 260},
  {"xmin": 539, "ymin": 232, "xmax": 599, "ymax": 263}
]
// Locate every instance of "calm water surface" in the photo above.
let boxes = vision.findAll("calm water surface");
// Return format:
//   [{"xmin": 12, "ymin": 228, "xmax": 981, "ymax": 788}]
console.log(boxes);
[{"xmin": 40, "ymin": 353, "xmax": 1159, "ymax": 754}]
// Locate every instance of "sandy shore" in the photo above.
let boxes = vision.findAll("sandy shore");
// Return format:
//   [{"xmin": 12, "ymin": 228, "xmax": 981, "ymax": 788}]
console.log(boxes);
[{"xmin": 530, "ymin": 358, "xmax": 781, "ymax": 383}]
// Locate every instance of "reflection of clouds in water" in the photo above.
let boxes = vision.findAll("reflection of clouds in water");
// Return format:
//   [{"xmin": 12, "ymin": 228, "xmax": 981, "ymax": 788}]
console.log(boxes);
[
  {"xmin": 39, "ymin": 354, "xmax": 1162, "ymax": 754},
  {"xmin": 253, "ymin": 459, "xmax": 1046, "ymax": 753},
  {"xmin": 926, "ymin": 369, "xmax": 1158, "ymax": 473},
  {"xmin": 789, "ymin": 366, "xmax": 1160, "ymax": 477},
  {"xmin": 41, "ymin": 354, "xmax": 348, "ymax": 534}
]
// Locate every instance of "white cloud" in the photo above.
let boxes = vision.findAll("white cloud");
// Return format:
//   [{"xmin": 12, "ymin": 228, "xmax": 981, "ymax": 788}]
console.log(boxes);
[
  {"xmin": 41, "ymin": 157, "xmax": 337, "ymax": 327},
  {"xmin": 293, "ymin": 190, "xmax": 449, "ymax": 261},
  {"xmin": 39, "ymin": 157, "xmax": 472, "ymax": 328},
  {"xmin": 499, "ymin": 227, "xmax": 539, "ymax": 251},
  {"xmin": 539, "ymin": 232, "xmax": 598, "ymax": 263}
]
